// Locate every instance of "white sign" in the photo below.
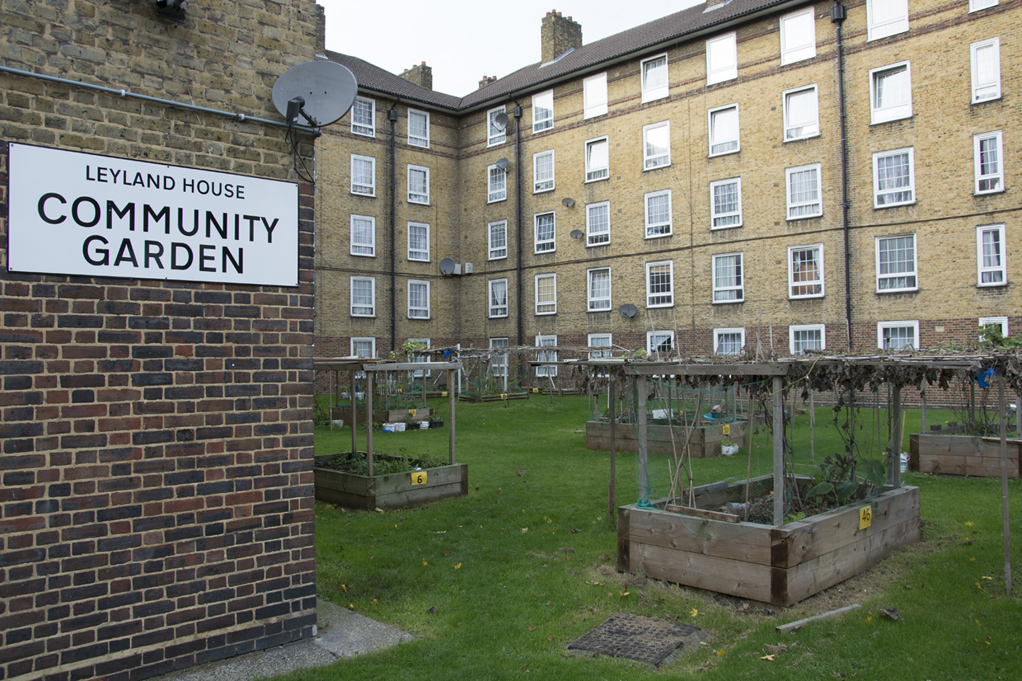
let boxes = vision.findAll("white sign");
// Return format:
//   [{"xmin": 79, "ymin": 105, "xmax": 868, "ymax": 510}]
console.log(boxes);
[{"xmin": 7, "ymin": 144, "xmax": 299, "ymax": 286}]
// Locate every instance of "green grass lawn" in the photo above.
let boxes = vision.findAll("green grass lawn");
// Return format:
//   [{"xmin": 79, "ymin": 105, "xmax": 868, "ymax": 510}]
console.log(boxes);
[{"xmin": 288, "ymin": 395, "xmax": 1021, "ymax": 680}]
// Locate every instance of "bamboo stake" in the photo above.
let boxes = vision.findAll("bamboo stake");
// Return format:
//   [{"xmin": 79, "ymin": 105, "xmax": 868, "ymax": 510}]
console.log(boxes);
[
  {"xmin": 998, "ymin": 376, "xmax": 1013, "ymax": 596},
  {"xmin": 808, "ymin": 389, "xmax": 816, "ymax": 464},
  {"xmin": 744, "ymin": 391, "xmax": 757, "ymax": 508}
]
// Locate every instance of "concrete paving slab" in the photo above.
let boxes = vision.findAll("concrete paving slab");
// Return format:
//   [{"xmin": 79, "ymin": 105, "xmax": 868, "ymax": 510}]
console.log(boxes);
[{"xmin": 153, "ymin": 600, "xmax": 413, "ymax": 681}]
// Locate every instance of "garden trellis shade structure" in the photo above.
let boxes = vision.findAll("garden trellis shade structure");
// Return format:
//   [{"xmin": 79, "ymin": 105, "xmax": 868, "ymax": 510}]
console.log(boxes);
[
  {"xmin": 314, "ymin": 358, "xmax": 463, "ymax": 476},
  {"xmin": 561, "ymin": 351, "xmax": 1020, "ymax": 600}
]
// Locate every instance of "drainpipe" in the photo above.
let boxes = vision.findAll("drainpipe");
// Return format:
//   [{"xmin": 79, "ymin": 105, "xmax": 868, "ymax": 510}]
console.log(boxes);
[
  {"xmin": 388, "ymin": 103, "xmax": 398, "ymax": 353},
  {"xmin": 513, "ymin": 101, "xmax": 524, "ymax": 353},
  {"xmin": 832, "ymin": 2, "xmax": 852, "ymax": 351}
]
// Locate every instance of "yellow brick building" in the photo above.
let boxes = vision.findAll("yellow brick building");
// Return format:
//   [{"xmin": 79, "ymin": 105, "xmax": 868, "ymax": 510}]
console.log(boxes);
[{"xmin": 315, "ymin": 0, "xmax": 1019, "ymax": 369}]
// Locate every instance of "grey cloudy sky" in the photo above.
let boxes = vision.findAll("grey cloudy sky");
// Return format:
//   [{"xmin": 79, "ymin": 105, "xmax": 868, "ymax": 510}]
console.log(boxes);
[{"xmin": 319, "ymin": 1, "xmax": 703, "ymax": 97}]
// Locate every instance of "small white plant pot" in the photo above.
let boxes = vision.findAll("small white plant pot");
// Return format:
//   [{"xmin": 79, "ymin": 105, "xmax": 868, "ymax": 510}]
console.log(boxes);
[
  {"xmin": 721, "ymin": 444, "xmax": 740, "ymax": 457},
  {"xmin": 419, "ymin": 421, "xmax": 430, "ymax": 430},
  {"xmin": 393, "ymin": 422, "xmax": 406, "ymax": 432}
]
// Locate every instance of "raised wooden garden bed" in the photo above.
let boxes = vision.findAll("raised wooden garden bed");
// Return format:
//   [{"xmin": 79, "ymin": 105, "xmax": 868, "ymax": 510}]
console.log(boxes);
[
  {"xmin": 314, "ymin": 454, "xmax": 468, "ymax": 510},
  {"xmin": 458, "ymin": 391, "xmax": 529, "ymax": 403},
  {"xmin": 617, "ymin": 476, "xmax": 921, "ymax": 607},
  {"xmin": 909, "ymin": 431, "xmax": 1021, "ymax": 477},
  {"xmin": 586, "ymin": 420, "xmax": 748, "ymax": 458}
]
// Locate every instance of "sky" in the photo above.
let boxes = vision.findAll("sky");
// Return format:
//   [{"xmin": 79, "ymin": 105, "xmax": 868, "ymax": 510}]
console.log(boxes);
[{"xmin": 319, "ymin": 0, "xmax": 704, "ymax": 97}]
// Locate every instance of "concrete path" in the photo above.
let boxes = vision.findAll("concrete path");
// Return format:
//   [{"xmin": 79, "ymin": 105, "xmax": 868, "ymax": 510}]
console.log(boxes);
[{"xmin": 155, "ymin": 600, "xmax": 414, "ymax": 681}]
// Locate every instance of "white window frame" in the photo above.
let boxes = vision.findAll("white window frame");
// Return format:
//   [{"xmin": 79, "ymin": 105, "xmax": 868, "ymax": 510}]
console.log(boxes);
[
  {"xmin": 645, "ymin": 260, "xmax": 674, "ymax": 308},
  {"xmin": 533, "ymin": 149, "xmax": 555, "ymax": 193},
  {"xmin": 714, "ymin": 328, "xmax": 745, "ymax": 356},
  {"xmin": 583, "ymin": 72, "xmax": 608, "ymax": 118},
  {"xmin": 790, "ymin": 325, "xmax": 826, "ymax": 355},
  {"xmin": 878, "ymin": 321, "xmax": 919, "ymax": 350},
  {"xmin": 706, "ymin": 32, "xmax": 737, "ymax": 85},
  {"xmin": 351, "ymin": 337, "xmax": 376, "ymax": 359},
  {"xmin": 875, "ymin": 234, "xmax": 918, "ymax": 293},
  {"xmin": 488, "ymin": 279, "xmax": 508, "ymax": 318},
  {"xmin": 588, "ymin": 333, "xmax": 612, "ymax": 359},
  {"xmin": 534, "ymin": 273, "xmax": 557, "ymax": 315},
  {"xmin": 407, "ymin": 165, "xmax": 430, "ymax": 204},
  {"xmin": 407, "ymin": 280, "xmax": 430, "ymax": 319},
  {"xmin": 977, "ymin": 224, "xmax": 1007, "ymax": 287},
  {"xmin": 532, "ymin": 90, "xmax": 554, "ymax": 133},
  {"xmin": 708, "ymin": 104, "xmax": 740, "ymax": 157},
  {"xmin": 585, "ymin": 201, "xmax": 611, "ymax": 247},
  {"xmin": 350, "ymin": 154, "xmax": 376, "ymax": 196},
  {"xmin": 534, "ymin": 212, "xmax": 555, "ymax": 254},
  {"xmin": 487, "ymin": 164, "xmax": 507, "ymax": 203},
  {"xmin": 873, "ymin": 148, "xmax": 915, "ymax": 208},
  {"xmin": 786, "ymin": 163, "xmax": 822, "ymax": 219},
  {"xmin": 712, "ymin": 252, "xmax": 744, "ymax": 304},
  {"xmin": 971, "ymin": 38, "xmax": 1001, "ymax": 103},
  {"xmin": 489, "ymin": 337, "xmax": 509, "ymax": 377},
  {"xmin": 870, "ymin": 62, "xmax": 912, "ymax": 124},
  {"xmin": 535, "ymin": 335, "xmax": 558, "ymax": 378},
  {"xmin": 710, "ymin": 178, "xmax": 743, "ymax": 229},
  {"xmin": 407, "ymin": 108, "xmax": 429, "ymax": 148},
  {"xmin": 780, "ymin": 7, "xmax": 816, "ymax": 65},
  {"xmin": 488, "ymin": 220, "xmax": 507, "ymax": 260},
  {"xmin": 587, "ymin": 267, "xmax": 612, "ymax": 312},
  {"xmin": 974, "ymin": 131, "xmax": 1004, "ymax": 194},
  {"xmin": 584, "ymin": 136, "xmax": 609, "ymax": 182},
  {"xmin": 979, "ymin": 316, "xmax": 1008, "ymax": 337},
  {"xmin": 487, "ymin": 106, "xmax": 506, "ymax": 146},
  {"xmin": 643, "ymin": 121, "xmax": 671, "ymax": 170},
  {"xmin": 783, "ymin": 84, "xmax": 819, "ymax": 141},
  {"xmin": 641, "ymin": 53, "xmax": 669, "ymax": 103},
  {"xmin": 788, "ymin": 244, "xmax": 825, "ymax": 299},
  {"xmin": 970, "ymin": 0, "xmax": 999, "ymax": 11},
  {"xmin": 647, "ymin": 330, "xmax": 675, "ymax": 358},
  {"xmin": 644, "ymin": 190, "xmax": 672, "ymax": 238},
  {"xmin": 866, "ymin": 0, "xmax": 909, "ymax": 41},
  {"xmin": 350, "ymin": 276, "xmax": 376, "ymax": 317},
  {"xmin": 351, "ymin": 97, "xmax": 375, "ymax": 137},
  {"xmin": 350, "ymin": 215, "xmax": 375, "ymax": 257},
  {"xmin": 407, "ymin": 222, "xmax": 430, "ymax": 262}
]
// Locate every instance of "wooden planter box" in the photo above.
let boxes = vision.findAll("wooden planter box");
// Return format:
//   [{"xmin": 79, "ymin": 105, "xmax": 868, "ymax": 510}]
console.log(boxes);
[
  {"xmin": 586, "ymin": 420, "xmax": 748, "ymax": 458},
  {"xmin": 330, "ymin": 407, "xmax": 432, "ymax": 423},
  {"xmin": 314, "ymin": 455, "xmax": 467, "ymax": 510},
  {"xmin": 458, "ymin": 391, "xmax": 529, "ymax": 403},
  {"xmin": 909, "ymin": 432, "xmax": 1021, "ymax": 477},
  {"xmin": 617, "ymin": 477, "xmax": 920, "ymax": 607}
]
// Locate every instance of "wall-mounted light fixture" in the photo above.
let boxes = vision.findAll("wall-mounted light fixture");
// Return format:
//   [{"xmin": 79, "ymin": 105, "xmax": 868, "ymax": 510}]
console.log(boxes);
[{"xmin": 156, "ymin": 0, "xmax": 187, "ymax": 21}]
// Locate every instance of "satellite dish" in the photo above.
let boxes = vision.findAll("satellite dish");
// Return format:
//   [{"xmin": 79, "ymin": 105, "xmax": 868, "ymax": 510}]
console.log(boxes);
[
  {"xmin": 618, "ymin": 304, "xmax": 638, "ymax": 318},
  {"xmin": 569, "ymin": 229, "xmax": 584, "ymax": 240},
  {"xmin": 495, "ymin": 158, "xmax": 509, "ymax": 171},
  {"xmin": 562, "ymin": 198, "xmax": 575, "ymax": 208},
  {"xmin": 493, "ymin": 112, "xmax": 509, "ymax": 131},
  {"xmin": 439, "ymin": 258, "xmax": 456, "ymax": 276},
  {"xmin": 272, "ymin": 61, "xmax": 357, "ymax": 127}
]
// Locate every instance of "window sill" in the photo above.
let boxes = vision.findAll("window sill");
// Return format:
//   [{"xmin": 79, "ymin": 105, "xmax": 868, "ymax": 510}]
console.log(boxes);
[
  {"xmin": 584, "ymin": 175, "xmax": 609, "ymax": 184},
  {"xmin": 487, "ymin": 198, "xmax": 507, "ymax": 204},
  {"xmin": 977, "ymin": 282, "xmax": 1008, "ymax": 289},
  {"xmin": 643, "ymin": 162, "xmax": 671, "ymax": 172},
  {"xmin": 974, "ymin": 189, "xmax": 1005, "ymax": 197},
  {"xmin": 783, "ymin": 133, "xmax": 820, "ymax": 143},
  {"xmin": 351, "ymin": 191, "xmax": 376, "ymax": 198},
  {"xmin": 534, "ymin": 249, "xmax": 556, "ymax": 255},
  {"xmin": 875, "ymin": 288, "xmax": 919, "ymax": 294},
  {"xmin": 710, "ymin": 223, "xmax": 742, "ymax": 231},
  {"xmin": 708, "ymin": 148, "xmax": 740, "ymax": 159},
  {"xmin": 872, "ymin": 200, "xmax": 916, "ymax": 209},
  {"xmin": 789, "ymin": 293, "xmax": 825, "ymax": 300},
  {"xmin": 786, "ymin": 213, "xmax": 823, "ymax": 222},
  {"xmin": 645, "ymin": 232, "xmax": 673, "ymax": 240},
  {"xmin": 712, "ymin": 299, "xmax": 745, "ymax": 305},
  {"xmin": 408, "ymin": 200, "xmax": 430, "ymax": 206},
  {"xmin": 870, "ymin": 112, "xmax": 913, "ymax": 125},
  {"xmin": 533, "ymin": 187, "xmax": 555, "ymax": 194}
]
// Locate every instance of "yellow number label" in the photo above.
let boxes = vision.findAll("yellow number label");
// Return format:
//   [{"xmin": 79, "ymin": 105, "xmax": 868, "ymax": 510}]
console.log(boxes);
[
  {"xmin": 409, "ymin": 409, "xmax": 417, "ymax": 418},
  {"xmin": 532, "ymin": 388, "xmax": 539, "ymax": 393},
  {"xmin": 411, "ymin": 471, "xmax": 428, "ymax": 486},
  {"xmin": 441, "ymin": 391, "xmax": 448, "ymax": 397},
  {"xmin": 859, "ymin": 506, "xmax": 872, "ymax": 530},
  {"xmin": 722, "ymin": 424, "xmax": 731, "ymax": 436}
]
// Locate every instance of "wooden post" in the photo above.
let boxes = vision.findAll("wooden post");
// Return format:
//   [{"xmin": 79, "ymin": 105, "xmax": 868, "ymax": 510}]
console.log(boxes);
[
  {"xmin": 366, "ymin": 370, "xmax": 374, "ymax": 477},
  {"xmin": 1016, "ymin": 390, "xmax": 1021, "ymax": 436},
  {"xmin": 637, "ymin": 375, "xmax": 649, "ymax": 506},
  {"xmin": 998, "ymin": 376, "xmax": 1013, "ymax": 596},
  {"xmin": 772, "ymin": 375, "xmax": 784, "ymax": 527},
  {"xmin": 448, "ymin": 369, "xmax": 456, "ymax": 465},
  {"xmin": 422, "ymin": 365, "xmax": 427, "ymax": 407},
  {"xmin": 350, "ymin": 368, "xmax": 357, "ymax": 457},
  {"xmin": 890, "ymin": 385, "xmax": 903, "ymax": 487},
  {"xmin": 920, "ymin": 379, "xmax": 927, "ymax": 432},
  {"xmin": 328, "ymin": 368, "xmax": 334, "ymax": 432},
  {"xmin": 609, "ymin": 379, "xmax": 617, "ymax": 522},
  {"xmin": 808, "ymin": 389, "xmax": 816, "ymax": 464}
]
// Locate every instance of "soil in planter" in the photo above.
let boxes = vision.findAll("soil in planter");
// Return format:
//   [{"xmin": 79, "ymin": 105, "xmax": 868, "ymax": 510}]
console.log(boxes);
[{"xmin": 316, "ymin": 451, "xmax": 447, "ymax": 476}]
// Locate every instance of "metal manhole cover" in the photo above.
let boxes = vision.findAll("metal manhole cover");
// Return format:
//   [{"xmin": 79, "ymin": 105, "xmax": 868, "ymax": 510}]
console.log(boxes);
[{"xmin": 567, "ymin": 613, "xmax": 705, "ymax": 665}]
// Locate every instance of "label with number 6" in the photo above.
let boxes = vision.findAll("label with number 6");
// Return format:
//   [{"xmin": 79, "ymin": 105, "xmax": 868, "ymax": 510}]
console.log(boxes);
[{"xmin": 411, "ymin": 471, "xmax": 428, "ymax": 486}]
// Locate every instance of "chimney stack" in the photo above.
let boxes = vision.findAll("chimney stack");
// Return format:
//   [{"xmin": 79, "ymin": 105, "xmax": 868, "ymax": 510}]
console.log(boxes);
[
  {"xmin": 399, "ymin": 61, "xmax": 433, "ymax": 90},
  {"xmin": 541, "ymin": 10, "xmax": 582, "ymax": 64},
  {"xmin": 478, "ymin": 75, "xmax": 498, "ymax": 89}
]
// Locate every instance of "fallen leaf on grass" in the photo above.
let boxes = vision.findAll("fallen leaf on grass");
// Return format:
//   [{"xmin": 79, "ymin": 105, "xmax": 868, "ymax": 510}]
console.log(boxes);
[
  {"xmin": 761, "ymin": 654, "xmax": 776, "ymax": 661},
  {"xmin": 455, "ymin": 563, "xmax": 462, "ymax": 570},
  {"xmin": 690, "ymin": 608, "xmax": 699, "ymax": 618}
]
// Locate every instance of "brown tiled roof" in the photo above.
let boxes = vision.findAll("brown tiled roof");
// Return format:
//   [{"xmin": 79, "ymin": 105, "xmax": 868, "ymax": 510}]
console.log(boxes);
[{"xmin": 329, "ymin": 0, "xmax": 798, "ymax": 112}]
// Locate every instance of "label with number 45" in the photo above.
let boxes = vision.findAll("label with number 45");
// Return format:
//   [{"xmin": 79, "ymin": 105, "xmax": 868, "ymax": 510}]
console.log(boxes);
[
  {"xmin": 858, "ymin": 506, "xmax": 872, "ymax": 530},
  {"xmin": 411, "ymin": 471, "xmax": 428, "ymax": 486}
]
